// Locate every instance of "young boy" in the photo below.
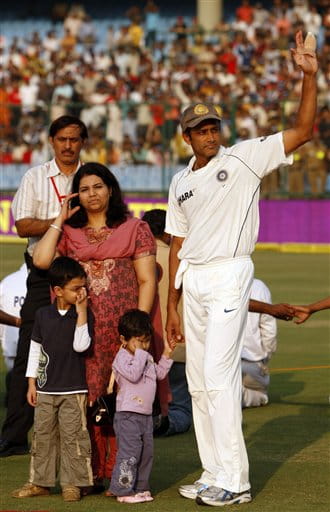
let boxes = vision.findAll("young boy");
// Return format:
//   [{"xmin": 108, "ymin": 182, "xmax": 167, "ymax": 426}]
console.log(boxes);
[
  {"xmin": 12, "ymin": 256, "xmax": 93, "ymax": 502},
  {"xmin": 108, "ymin": 309, "xmax": 174, "ymax": 503}
]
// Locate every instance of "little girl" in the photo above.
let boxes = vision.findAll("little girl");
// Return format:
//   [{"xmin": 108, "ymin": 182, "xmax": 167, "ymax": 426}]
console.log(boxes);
[{"xmin": 108, "ymin": 309, "xmax": 173, "ymax": 503}]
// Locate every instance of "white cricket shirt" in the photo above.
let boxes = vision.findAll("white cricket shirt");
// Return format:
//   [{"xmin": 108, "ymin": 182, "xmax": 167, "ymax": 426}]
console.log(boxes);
[
  {"xmin": 166, "ymin": 132, "xmax": 293, "ymax": 264},
  {"xmin": 0, "ymin": 263, "xmax": 28, "ymax": 358},
  {"xmin": 242, "ymin": 278, "xmax": 277, "ymax": 362}
]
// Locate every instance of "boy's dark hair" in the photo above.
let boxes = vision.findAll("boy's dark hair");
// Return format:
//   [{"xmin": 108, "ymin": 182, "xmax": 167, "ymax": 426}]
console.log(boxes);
[
  {"xmin": 141, "ymin": 209, "xmax": 166, "ymax": 238},
  {"xmin": 118, "ymin": 309, "xmax": 153, "ymax": 341},
  {"xmin": 49, "ymin": 115, "xmax": 88, "ymax": 140},
  {"xmin": 48, "ymin": 256, "xmax": 87, "ymax": 289}
]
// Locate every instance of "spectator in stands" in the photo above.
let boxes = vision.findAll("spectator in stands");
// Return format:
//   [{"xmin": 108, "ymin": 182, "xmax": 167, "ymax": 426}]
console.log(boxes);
[
  {"xmin": 42, "ymin": 30, "xmax": 60, "ymax": 56},
  {"xmin": 60, "ymin": 28, "xmax": 77, "ymax": 56},
  {"xmin": 318, "ymin": 106, "xmax": 330, "ymax": 154},
  {"xmin": 236, "ymin": 0, "xmax": 254, "ymax": 26},
  {"xmin": 128, "ymin": 19, "xmax": 144, "ymax": 49},
  {"xmin": 79, "ymin": 14, "xmax": 97, "ymax": 48},
  {"xmin": 63, "ymin": 7, "xmax": 85, "ymax": 39},
  {"xmin": 19, "ymin": 77, "xmax": 39, "ymax": 114},
  {"xmin": 0, "ymin": 0, "xmax": 329, "ymax": 198},
  {"xmin": 31, "ymin": 141, "xmax": 49, "ymax": 166},
  {"xmin": 287, "ymin": 147, "xmax": 305, "ymax": 197},
  {"xmin": 106, "ymin": 140, "xmax": 121, "ymax": 165},
  {"xmin": 303, "ymin": 137, "xmax": 328, "ymax": 197},
  {"xmin": 170, "ymin": 16, "xmax": 188, "ymax": 48},
  {"xmin": 144, "ymin": 0, "xmax": 160, "ymax": 50}
]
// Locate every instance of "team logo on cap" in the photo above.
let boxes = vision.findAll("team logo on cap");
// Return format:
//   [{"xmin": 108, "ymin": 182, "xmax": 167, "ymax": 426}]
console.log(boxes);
[
  {"xmin": 217, "ymin": 170, "xmax": 228, "ymax": 182},
  {"xmin": 194, "ymin": 104, "xmax": 209, "ymax": 116},
  {"xmin": 215, "ymin": 105, "xmax": 222, "ymax": 117}
]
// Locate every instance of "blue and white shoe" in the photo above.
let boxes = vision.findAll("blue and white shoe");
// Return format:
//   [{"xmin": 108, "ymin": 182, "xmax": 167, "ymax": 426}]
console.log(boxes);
[
  {"xmin": 178, "ymin": 481, "xmax": 210, "ymax": 499},
  {"xmin": 196, "ymin": 486, "xmax": 252, "ymax": 506}
]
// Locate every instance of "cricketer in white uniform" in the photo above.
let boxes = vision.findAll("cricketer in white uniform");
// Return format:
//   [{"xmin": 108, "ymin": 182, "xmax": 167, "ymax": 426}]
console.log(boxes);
[
  {"xmin": 242, "ymin": 278, "xmax": 277, "ymax": 408},
  {"xmin": 165, "ymin": 30, "xmax": 318, "ymax": 508}
]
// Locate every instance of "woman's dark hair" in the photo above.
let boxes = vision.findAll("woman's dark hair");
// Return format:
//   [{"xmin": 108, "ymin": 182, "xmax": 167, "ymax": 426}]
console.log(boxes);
[
  {"xmin": 49, "ymin": 115, "xmax": 88, "ymax": 140},
  {"xmin": 66, "ymin": 162, "xmax": 129, "ymax": 228},
  {"xmin": 118, "ymin": 309, "xmax": 153, "ymax": 341},
  {"xmin": 48, "ymin": 256, "xmax": 86, "ymax": 289}
]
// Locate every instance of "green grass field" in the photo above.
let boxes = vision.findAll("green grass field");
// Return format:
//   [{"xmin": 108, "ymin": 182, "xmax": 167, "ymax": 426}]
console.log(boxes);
[{"xmin": 0, "ymin": 244, "xmax": 329, "ymax": 511}]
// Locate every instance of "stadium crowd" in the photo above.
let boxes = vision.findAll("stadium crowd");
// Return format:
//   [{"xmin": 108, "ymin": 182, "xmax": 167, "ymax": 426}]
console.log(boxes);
[{"xmin": 0, "ymin": 0, "xmax": 329, "ymax": 197}]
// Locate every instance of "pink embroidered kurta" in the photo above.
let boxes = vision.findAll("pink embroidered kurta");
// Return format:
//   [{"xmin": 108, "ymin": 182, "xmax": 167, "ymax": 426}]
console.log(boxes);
[{"xmin": 57, "ymin": 217, "xmax": 156, "ymax": 478}]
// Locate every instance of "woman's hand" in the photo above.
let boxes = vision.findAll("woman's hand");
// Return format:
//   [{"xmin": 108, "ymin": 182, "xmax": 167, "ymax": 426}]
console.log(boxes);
[{"xmin": 57, "ymin": 193, "xmax": 80, "ymax": 225}]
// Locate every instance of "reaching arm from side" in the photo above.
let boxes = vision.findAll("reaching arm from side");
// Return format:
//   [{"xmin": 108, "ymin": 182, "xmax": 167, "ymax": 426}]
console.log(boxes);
[
  {"xmin": 0, "ymin": 309, "xmax": 21, "ymax": 328},
  {"xmin": 249, "ymin": 300, "xmax": 295, "ymax": 321},
  {"xmin": 293, "ymin": 296, "xmax": 330, "ymax": 324}
]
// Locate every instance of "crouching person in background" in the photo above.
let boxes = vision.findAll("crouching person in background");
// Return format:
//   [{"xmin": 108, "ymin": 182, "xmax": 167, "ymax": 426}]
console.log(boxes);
[{"xmin": 242, "ymin": 278, "xmax": 277, "ymax": 408}]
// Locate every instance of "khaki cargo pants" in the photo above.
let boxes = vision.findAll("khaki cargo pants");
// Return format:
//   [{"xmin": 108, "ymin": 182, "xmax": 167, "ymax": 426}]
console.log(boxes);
[{"xmin": 29, "ymin": 393, "xmax": 93, "ymax": 488}]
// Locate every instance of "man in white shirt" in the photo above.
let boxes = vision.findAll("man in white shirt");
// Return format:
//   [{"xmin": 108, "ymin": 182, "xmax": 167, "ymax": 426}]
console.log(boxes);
[
  {"xmin": 166, "ymin": 32, "xmax": 317, "ymax": 507},
  {"xmin": 0, "ymin": 263, "xmax": 27, "ymax": 371},
  {"xmin": 242, "ymin": 279, "xmax": 277, "ymax": 408},
  {"xmin": 0, "ymin": 115, "xmax": 88, "ymax": 458}
]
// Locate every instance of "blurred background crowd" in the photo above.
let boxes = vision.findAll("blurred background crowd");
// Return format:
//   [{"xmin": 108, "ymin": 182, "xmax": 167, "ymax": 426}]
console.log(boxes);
[{"xmin": 1, "ymin": 0, "xmax": 329, "ymax": 197}]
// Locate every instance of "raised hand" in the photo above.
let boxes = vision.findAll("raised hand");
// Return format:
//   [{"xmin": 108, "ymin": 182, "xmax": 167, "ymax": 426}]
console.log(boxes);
[
  {"xmin": 291, "ymin": 30, "xmax": 318, "ymax": 75},
  {"xmin": 57, "ymin": 192, "xmax": 80, "ymax": 225},
  {"xmin": 75, "ymin": 286, "xmax": 88, "ymax": 315}
]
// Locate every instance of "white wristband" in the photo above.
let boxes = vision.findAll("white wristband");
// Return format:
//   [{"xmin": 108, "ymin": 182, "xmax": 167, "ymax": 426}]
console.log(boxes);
[{"xmin": 49, "ymin": 223, "xmax": 62, "ymax": 233}]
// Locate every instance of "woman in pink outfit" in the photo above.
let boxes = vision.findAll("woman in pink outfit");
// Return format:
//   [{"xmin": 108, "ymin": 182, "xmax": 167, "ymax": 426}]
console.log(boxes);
[{"xmin": 33, "ymin": 162, "xmax": 157, "ymax": 489}]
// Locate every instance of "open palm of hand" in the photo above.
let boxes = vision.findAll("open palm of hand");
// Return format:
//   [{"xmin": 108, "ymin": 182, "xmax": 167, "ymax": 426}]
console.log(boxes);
[
  {"xmin": 292, "ymin": 50, "xmax": 318, "ymax": 74},
  {"xmin": 291, "ymin": 30, "xmax": 318, "ymax": 75},
  {"xmin": 59, "ymin": 192, "xmax": 80, "ymax": 223}
]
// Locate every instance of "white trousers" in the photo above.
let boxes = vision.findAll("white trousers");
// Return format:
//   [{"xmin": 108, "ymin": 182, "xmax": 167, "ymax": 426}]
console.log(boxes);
[
  {"xmin": 242, "ymin": 360, "xmax": 270, "ymax": 408},
  {"xmin": 182, "ymin": 256, "xmax": 254, "ymax": 493}
]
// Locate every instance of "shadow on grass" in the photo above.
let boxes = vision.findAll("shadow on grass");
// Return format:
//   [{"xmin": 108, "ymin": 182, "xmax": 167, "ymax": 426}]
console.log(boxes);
[
  {"xmin": 152, "ymin": 370, "xmax": 329, "ymax": 495},
  {"xmin": 248, "ymin": 405, "xmax": 328, "ymax": 497},
  {"xmin": 270, "ymin": 372, "xmax": 305, "ymax": 401},
  {"xmin": 151, "ymin": 428, "xmax": 201, "ymax": 493},
  {"xmin": 247, "ymin": 373, "xmax": 328, "ymax": 497}
]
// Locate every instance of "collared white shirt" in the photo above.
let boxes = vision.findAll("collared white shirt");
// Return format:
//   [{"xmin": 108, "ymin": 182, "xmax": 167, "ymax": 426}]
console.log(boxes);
[
  {"xmin": 165, "ymin": 132, "xmax": 293, "ymax": 264},
  {"xmin": 11, "ymin": 158, "xmax": 80, "ymax": 255},
  {"xmin": 0, "ymin": 263, "xmax": 28, "ymax": 359},
  {"xmin": 242, "ymin": 278, "xmax": 277, "ymax": 362}
]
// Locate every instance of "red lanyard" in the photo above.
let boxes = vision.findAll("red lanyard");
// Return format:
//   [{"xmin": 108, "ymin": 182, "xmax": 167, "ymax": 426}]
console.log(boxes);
[{"xmin": 50, "ymin": 176, "xmax": 67, "ymax": 205}]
